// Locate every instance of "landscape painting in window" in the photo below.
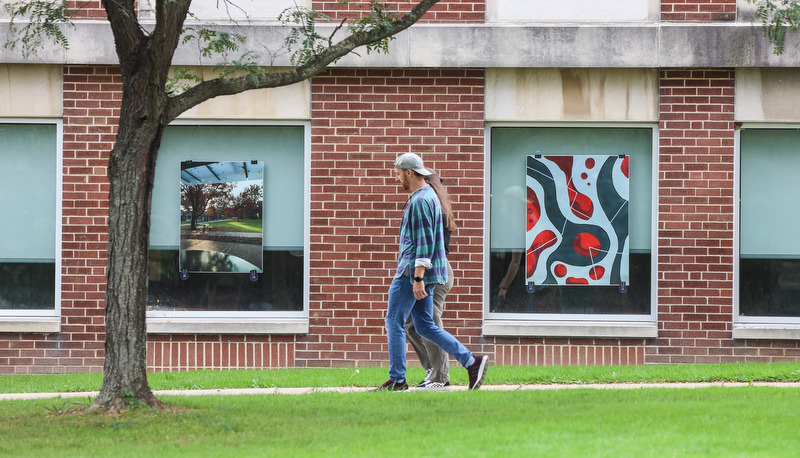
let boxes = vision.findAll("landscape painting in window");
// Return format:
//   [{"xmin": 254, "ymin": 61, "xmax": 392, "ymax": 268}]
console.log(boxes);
[
  {"xmin": 525, "ymin": 155, "xmax": 629, "ymax": 286},
  {"xmin": 179, "ymin": 161, "xmax": 264, "ymax": 273}
]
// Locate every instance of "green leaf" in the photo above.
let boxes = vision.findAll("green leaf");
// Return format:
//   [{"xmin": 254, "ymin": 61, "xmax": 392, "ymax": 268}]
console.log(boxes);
[{"xmin": 3, "ymin": 0, "xmax": 76, "ymax": 58}]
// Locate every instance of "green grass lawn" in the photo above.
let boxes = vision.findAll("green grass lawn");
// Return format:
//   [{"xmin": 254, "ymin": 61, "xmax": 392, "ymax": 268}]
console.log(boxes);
[
  {"xmin": 2, "ymin": 364, "xmax": 800, "ymax": 457},
  {"xmin": 2, "ymin": 387, "xmax": 799, "ymax": 457}
]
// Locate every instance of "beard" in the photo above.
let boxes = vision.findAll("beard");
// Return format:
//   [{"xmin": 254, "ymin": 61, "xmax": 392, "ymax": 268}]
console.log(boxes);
[{"xmin": 398, "ymin": 172, "xmax": 411, "ymax": 190}]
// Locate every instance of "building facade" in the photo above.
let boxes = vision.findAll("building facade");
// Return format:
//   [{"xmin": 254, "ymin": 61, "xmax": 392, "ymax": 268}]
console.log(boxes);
[{"xmin": 3, "ymin": 0, "xmax": 800, "ymax": 374}]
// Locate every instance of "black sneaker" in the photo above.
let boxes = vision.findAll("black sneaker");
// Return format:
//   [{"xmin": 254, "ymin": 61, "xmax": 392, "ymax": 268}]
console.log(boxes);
[
  {"xmin": 466, "ymin": 355, "xmax": 489, "ymax": 390},
  {"xmin": 374, "ymin": 379, "xmax": 409, "ymax": 391}
]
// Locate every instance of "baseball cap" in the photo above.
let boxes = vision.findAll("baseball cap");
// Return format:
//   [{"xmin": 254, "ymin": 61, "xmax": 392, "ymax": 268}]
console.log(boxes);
[{"xmin": 393, "ymin": 153, "xmax": 432, "ymax": 176}]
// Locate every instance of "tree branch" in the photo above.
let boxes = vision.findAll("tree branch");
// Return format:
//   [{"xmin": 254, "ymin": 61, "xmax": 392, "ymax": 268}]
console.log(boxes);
[
  {"xmin": 151, "ymin": 0, "xmax": 193, "ymax": 68},
  {"xmin": 165, "ymin": 0, "xmax": 441, "ymax": 121},
  {"xmin": 101, "ymin": 0, "xmax": 147, "ymax": 65}
]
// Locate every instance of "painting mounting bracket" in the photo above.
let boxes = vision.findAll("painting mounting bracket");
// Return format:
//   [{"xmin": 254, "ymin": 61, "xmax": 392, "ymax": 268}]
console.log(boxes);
[{"xmin": 526, "ymin": 282, "xmax": 536, "ymax": 294}]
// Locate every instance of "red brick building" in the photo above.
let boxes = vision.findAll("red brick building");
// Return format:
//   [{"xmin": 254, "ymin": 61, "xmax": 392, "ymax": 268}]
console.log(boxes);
[{"xmin": 3, "ymin": 0, "xmax": 800, "ymax": 374}]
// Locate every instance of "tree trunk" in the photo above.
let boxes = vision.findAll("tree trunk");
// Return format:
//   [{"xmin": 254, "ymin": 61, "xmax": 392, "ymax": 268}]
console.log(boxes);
[{"xmin": 89, "ymin": 65, "xmax": 169, "ymax": 412}]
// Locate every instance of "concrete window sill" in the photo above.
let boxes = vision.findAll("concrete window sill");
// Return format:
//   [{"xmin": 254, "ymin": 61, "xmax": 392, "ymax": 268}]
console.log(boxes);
[
  {"xmin": 483, "ymin": 319, "xmax": 658, "ymax": 339},
  {"xmin": 733, "ymin": 324, "xmax": 800, "ymax": 340},
  {"xmin": 146, "ymin": 317, "xmax": 309, "ymax": 335}
]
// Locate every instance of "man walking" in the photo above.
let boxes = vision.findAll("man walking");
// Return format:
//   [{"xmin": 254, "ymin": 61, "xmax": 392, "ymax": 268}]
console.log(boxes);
[{"xmin": 375, "ymin": 153, "xmax": 488, "ymax": 391}]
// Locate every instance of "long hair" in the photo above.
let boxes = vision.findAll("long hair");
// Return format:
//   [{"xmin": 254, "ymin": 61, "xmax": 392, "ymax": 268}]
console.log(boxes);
[{"xmin": 424, "ymin": 168, "xmax": 457, "ymax": 232}]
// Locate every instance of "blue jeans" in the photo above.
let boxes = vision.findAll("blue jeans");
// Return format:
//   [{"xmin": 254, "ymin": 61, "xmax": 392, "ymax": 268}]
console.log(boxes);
[{"xmin": 386, "ymin": 276, "xmax": 473, "ymax": 382}]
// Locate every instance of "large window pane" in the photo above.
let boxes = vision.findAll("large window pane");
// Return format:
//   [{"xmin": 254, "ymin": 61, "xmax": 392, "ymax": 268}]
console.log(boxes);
[
  {"xmin": 148, "ymin": 125, "xmax": 304, "ymax": 313},
  {"xmin": 0, "ymin": 123, "xmax": 57, "ymax": 310},
  {"xmin": 489, "ymin": 126, "xmax": 652, "ymax": 315},
  {"xmin": 740, "ymin": 129, "xmax": 800, "ymax": 317}
]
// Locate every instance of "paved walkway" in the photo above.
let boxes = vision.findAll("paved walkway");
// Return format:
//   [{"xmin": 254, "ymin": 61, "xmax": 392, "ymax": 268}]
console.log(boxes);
[{"xmin": 3, "ymin": 381, "xmax": 800, "ymax": 401}]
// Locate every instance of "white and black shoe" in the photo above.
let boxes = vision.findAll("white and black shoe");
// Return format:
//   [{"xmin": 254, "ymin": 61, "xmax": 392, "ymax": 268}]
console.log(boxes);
[
  {"xmin": 416, "ymin": 380, "xmax": 451, "ymax": 390},
  {"xmin": 416, "ymin": 368, "xmax": 434, "ymax": 388}
]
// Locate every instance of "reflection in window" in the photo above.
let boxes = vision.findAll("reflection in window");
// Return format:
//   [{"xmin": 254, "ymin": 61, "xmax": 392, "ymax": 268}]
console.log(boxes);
[
  {"xmin": 489, "ymin": 126, "xmax": 652, "ymax": 315},
  {"xmin": 0, "ymin": 123, "xmax": 57, "ymax": 310},
  {"xmin": 740, "ymin": 129, "xmax": 800, "ymax": 317},
  {"xmin": 490, "ymin": 251, "xmax": 650, "ymax": 314},
  {"xmin": 0, "ymin": 263, "xmax": 55, "ymax": 310},
  {"xmin": 148, "ymin": 249, "xmax": 303, "ymax": 311}
]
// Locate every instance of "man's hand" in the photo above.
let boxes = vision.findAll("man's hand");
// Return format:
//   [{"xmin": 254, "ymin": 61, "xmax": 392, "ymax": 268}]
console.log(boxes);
[
  {"xmin": 413, "ymin": 266, "xmax": 428, "ymax": 300},
  {"xmin": 413, "ymin": 280, "xmax": 428, "ymax": 300}
]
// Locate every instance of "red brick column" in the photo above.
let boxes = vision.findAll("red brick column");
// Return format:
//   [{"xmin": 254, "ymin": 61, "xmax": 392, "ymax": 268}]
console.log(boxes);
[
  {"xmin": 304, "ymin": 68, "xmax": 486, "ymax": 367},
  {"xmin": 652, "ymin": 69, "xmax": 735, "ymax": 363},
  {"xmin": 661, "ymin": 0, "xmax": 736, "ymax": 21},
  {"xmin": 66, "ymin": 1, "xmax": 110, "ymax": 19},
  {"xmin": 56, "ymin": 66, "xmax": 121, "ymax": 373},
  {"xmin": 312, "ymin": 1, "xmax": 485, "ymax": 23}
]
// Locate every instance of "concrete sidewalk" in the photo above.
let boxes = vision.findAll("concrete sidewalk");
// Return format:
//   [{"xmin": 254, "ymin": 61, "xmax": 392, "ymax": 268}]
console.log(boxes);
[{"xmin": 3, "ymin": 381, "xmax": 800, "ymax": 401}]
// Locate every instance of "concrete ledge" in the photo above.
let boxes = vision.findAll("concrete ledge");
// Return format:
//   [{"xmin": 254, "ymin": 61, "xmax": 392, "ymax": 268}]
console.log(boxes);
[
  {"xmin": 733, "ymin": 324, "xmax": 800, "ymax": 340},
  {"xmin": 0, "ymin": 317, "xmax": 60, "ymax": 334},
  {"xmin": 146, "ymin": 317, "xmax": 308, "ymax": 335},
  {"xmin": 483, "ymin": 319, "xmax": 658, "ymax": 338},
  {"xmin": 2, "ymin": 21, "xmax": 800, "ymax": 68}
]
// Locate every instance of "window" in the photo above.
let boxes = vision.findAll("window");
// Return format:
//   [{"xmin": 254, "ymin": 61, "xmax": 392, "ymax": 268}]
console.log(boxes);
[
  {"xmin": 147, "ymin": 124, "xmax": 307, "ymax": 332},
  {"xmin": 738, "ymin": 128, "xmax": 800, "ymax": 321},
  {"xmin": 487, "ymin": 126, "xmax": 655, "ymax": 327},
  {"xmin": 0, "ymin": 122, "xmax": 59, "ymax": 317}
]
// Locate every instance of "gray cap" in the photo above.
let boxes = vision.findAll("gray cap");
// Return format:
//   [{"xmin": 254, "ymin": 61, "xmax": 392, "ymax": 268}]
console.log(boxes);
[{"xmin": 393, "ymin": 153, "xmax": 432, "ymax": 176}]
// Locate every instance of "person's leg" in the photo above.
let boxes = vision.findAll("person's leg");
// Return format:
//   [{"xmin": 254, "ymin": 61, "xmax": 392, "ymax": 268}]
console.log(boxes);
[
  {"xmin": 410, "ymin": 288, "xmax": 473, "ymax": 368},
  {"xmin": 404, "ymin": 313, "xmax": 431, "ymax": 374},
  {"xmin": 423, "ymin": 261, "xmax": 453, "ymax": 383},
  {"xmin": 386, "ymin": 277, "xmax": 416, "ymax": 382}
]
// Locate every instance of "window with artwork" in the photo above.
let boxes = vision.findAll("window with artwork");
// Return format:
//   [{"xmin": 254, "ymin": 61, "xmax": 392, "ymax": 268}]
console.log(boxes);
[
  {"xmin": 0, "ymin": 122, "xmax": 59, "ymax": 312},
  {"xmin": 489, "ymin": 126, "xmax": 653, "ymax": 317},
  {"xmin": 147, "ymin": 125, "xmax": 305, "ymax": 314},
  {"xmin": 739, "ymin": 128, "xmax": 800, "ymax": 319}
]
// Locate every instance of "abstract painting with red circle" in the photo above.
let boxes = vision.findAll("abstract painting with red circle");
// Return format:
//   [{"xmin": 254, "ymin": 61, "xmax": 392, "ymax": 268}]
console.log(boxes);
[{"xmin": 525, "ymin": 155, "xmax": 629, "ymax": 286}]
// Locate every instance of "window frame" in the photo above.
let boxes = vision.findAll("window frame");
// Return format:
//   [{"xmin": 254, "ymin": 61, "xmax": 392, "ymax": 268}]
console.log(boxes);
[
  {"xmin": 0, "ymin": 118, "xmax": 62, "ymax": 333},
  {"xmin": 482, "ymin": 122, "xmax": 658, "ymax": 338},
  {"xmin": 733, "ymin": 123, "xmax": 800, "ymax": 339},
  {"xmin": 145, "ymin": 120, "xmax": 310, "ymax": 335}
]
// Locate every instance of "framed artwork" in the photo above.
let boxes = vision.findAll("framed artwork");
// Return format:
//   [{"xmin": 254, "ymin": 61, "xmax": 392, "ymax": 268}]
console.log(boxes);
[
  {"xmin": 179, "ymin": 161, "xmax": 264, "ymax": 274},
  {"xmin": 526, "ymin": 155, "xmax": 629, "ymax": 287}
]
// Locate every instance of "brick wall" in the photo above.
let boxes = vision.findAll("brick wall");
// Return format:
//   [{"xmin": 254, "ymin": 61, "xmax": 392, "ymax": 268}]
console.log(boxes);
[
  {"xmin": 147, "ymin": 337, "xmax": 296, "ymax": 371},
  {"xmin": 312, "ymin": 1, "xmax": 485, "ymax": 23},
  {"xmin": 661, "ymin": 0, "xmax": 736, "ymax": 21},
  {"xmin": 654, "ymin": 69, "xmax": 737, "ymax": 363},
  {"xmin": 66, "ymin": 1, "xmax": 109, "ymax": 20},
  {"xmin": 493, "ymin": 339, "xmax": 647, "ymax": 366},
  {"xmin": 59, "ymin": 66, "xmax": 123, "ymax": 374},
  {"xmin": 304, "ymin": 68, "xmax": 487, "ymax": 367}
]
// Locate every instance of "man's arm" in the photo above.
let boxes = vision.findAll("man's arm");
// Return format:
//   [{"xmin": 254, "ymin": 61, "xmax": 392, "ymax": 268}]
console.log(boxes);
[
  {"xmin": 409, "ymin": 194, "xmax": 437, "ymax": 299},
  {"xmin": 409, "ymin": 195, "xmax": 437, "ymax": 270}
]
